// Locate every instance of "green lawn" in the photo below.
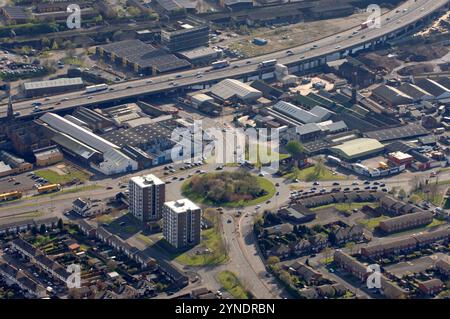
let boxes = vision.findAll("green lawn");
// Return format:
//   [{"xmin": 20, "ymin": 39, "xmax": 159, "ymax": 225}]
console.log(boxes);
[
  {"xmin": 357, "ymin": 216, "xmax": 389, "ymax": 231},
  {"xmin": 217, "ymin": 271, "xmax": 249, "ymax": 299},
  {"xmin": 310, "ymin": 202, "xmax": 378, "ymax": 212},
  {"xmin": 285, "ymin": 165, "xmax": 347, "ymax": 182},
  {"xmin": 35, "ymin": 168, "xmax": 89, "ymax": 185},
  {"xmin": 427, "ymin": 218, "xmax": 446, "ymax": 228},
  {"xmin": 412, "ymin": 191, "xmax": 444, "ymax": 206},
  {"xmin": 176, "ymin": 209, "xmax": 228, "ymax": 266},
  {"xmin": 182, "ymin": 176, "xmax": 276, "ymax": 208}
]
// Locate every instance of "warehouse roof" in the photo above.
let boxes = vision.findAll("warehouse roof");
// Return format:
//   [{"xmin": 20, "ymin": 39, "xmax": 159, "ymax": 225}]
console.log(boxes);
[
  {"xmin": 177, "ymin": 47, "xmax": 220, "ymax": 60},
  {"xmin": 210, "ymin": 79, "xmax": 262, "ymax": 101},
  {"xmin": 331, "ymin": 138, "xmax": 384, "ymax": 159},
  {"xmin": 99, "ymin": 40, "xmax": 191, "ymax": 73},
  {"xmin": 273, "ymin": 101, "xmax": 321, "ymax": 124},
  {"xmin": 41, "ymin": 113, "xmax": 119, "ymax": 153},
  {"xmin": 415, "ymin": 78, "xmax": 450, "ymax": 97},
  {"xmin": 102, "ymin": 123, "xmax": 173, "ymax": 148},
  {"xmin": 372, "ymin": 84, "xmax": 413, "ymax": 105},
  {"xmin": 23, "ymin": 78, "xmax": 83, "ymax": 91},
  {"xmin": 364, "ymin": 124, "xmax": 429, "ymax": 142},
  {"xmin": 398, "ymin": 83, "xmax": 433, "ymax": 100}
]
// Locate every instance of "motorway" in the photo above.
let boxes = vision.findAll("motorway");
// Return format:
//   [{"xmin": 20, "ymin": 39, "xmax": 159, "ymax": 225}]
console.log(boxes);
[{"xmin": 0, "ymin": 0, "xmax": 448, "ymax": 118}]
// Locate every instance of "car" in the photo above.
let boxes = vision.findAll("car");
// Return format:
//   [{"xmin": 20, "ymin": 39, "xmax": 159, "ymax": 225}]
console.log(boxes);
[
  {"xmin": 227, "ymin": 219, "xmax": 232, "ymax": 223},
  {"xmin": 313, "ymin": 182, "xmax": 320, "ymax": 186},
  {"xmin": 119, "ymin": 222, "xmax": 126, "ymax": 226},
  {"xmin": 172, "ymin": 176, "xmax": 178, "ymax": 180},
  {"xmin": 266, "ymin": 200, "xmax": 271, "ymax": 204},
  {"xmin": 344, "ymin": 187, "xmax": 350, "ymax": 191},
  {"xmin": 175, "ymin": 74, "xmax": 182, "ymax": 78},
  {"xmin": 179, "ymin": 177, "xmax": 185, "ymax": 181},
  {"xmin": 363, "ymin": 181, "xmax": 370, "ymax": 185},
  {"xmin": 216, "ymin": 166, "xmax": 223, "ymax": 170},
  {"xmin": 276, "ymin": 192, "xmax": 280, "ymax": 196},
  {"xmin": 275, "ymin": 182, "xmax": 280, "ymax": 187},
  {"xmin": 332, "ymin": 182, "xmax": 340, "ymax": 186},
  {"xmin": 255, "ymin": 205, "xmax": 261, "ymax": 209},
  {"xmin": 106, "ymin": 186, "xmax": 113, "ymax": 190},
  {"xmin": 364, "ymin": 186, "xmax": 371, "ymax": 190},
  {"xmin": 381, "ymin": 188, "xmax": 388, "ymax": 192},
  {"xmin": 371, "ymin": 186, "xmax": 378, "ymax": 190},
  {"xmin": 353, "ymin": 187, "xmax": 360, "ymax": 191},
  {"xmin": 352, "ymin": 182, "xmax": 359, "ymax": 185},
  {"xmin": 374, "ymin": 181, "xmax": 380, "ymax": 185},
  {"xmin": 120, "ymin": 185, "xmax": 127, "ymax": 189}
]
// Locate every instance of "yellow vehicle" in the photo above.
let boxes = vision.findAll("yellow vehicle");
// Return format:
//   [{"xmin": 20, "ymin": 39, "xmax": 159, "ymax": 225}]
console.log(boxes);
[
  {"xmin": 0, "ymin": 191, "xmax": 22, "ymax": 202},
  {"xmin": 378, "ymin": 162, "xmax": 389, "ymax": 170},
  {"xmin": 37, "ymin": 184, "xmax": 61, "ymax": 194}
]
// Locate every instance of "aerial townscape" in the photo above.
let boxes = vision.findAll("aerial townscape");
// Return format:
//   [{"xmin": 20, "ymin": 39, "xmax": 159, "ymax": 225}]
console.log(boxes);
[{"xmin": 0, "ymin": 0, "xmax": 450, "ymax": 303}]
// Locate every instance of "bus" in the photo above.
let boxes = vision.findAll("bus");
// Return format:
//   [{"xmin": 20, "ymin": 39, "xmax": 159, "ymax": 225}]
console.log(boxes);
[
  {"xmin": 211, "ymin": 60, "xmax": 230, "ymax": 69},
  {"xmin": 37, "ymin": 184, "xmax": 61, "ymax": 194},
  {"xmin": 85, "ymin": 84, "xmax": 108, "ymax": 93},
  {"xmin": 0, "ymin": 191, "xmax": 22, "ymax": 202},
  {"xmin": 258, "ymin": 59, "xmax": 277, "ymax": 68}
]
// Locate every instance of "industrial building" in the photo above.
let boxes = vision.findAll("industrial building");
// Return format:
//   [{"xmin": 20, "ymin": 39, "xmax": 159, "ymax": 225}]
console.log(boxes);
[
  {"xmin": 177, "ymin": 47, "xmax": 222, "ymax": 66},
  {"xmin": 23, "ymin": 78, "xmax": 84, "ymax": 98},
  {"xmin": 129, "ymin": 174, "xmax": 166, "ymax": 222},
  {"xmin": 160, "ymin": 19, "xmax": 210, "ymax": 52},
  {"xmin": 32, "ymin": 146, "xmax": 63, "ymax": 167},
  {"xmin": 97, "ymin": 40, "xmax": 191, "ymax": 75},
  {"xmin": 163, "ymin": 198, "xmax": 201, "ymax": 249},
  {"xmin": 330, "ymin": 138, "xmax": 384, "ymax": 161},
  {"xmin": 210, "ymin": 79, "xmax": 262, "ymax": 102},
  {"xmin": 0, "ymin": 150, "xmax": 33, "ymax": 177},
  {"xmin": 272, "ymin": 101, "xmax": 333, "ymax": 124},
  {"xmin": 39, "ymin": 113, "xmax": 138, "ymax": 175}
]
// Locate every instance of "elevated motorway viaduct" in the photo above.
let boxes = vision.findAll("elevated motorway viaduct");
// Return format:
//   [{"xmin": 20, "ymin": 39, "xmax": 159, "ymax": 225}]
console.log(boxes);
[{"xmin": 0, "ymin": 0, "xmax": 448, "ymax": 121}]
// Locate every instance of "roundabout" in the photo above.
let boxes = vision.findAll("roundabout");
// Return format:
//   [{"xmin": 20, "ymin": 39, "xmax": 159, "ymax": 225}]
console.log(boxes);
[{"xmin": 181, "ymin": 170, "xmax": 276, "ymax": 208}]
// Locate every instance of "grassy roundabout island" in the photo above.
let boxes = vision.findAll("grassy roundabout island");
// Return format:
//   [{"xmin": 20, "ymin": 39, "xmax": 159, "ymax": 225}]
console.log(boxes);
[{"xmin": 181, "ymin": 169, "xmax": 275, "ymax": 207}]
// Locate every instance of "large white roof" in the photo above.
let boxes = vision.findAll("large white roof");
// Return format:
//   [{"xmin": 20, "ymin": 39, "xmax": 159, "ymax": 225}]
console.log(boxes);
[
  {"xmin": 41, "ymin": 113, "xmax": 119, "ymax": 153},
  {"xmin": 210, "ymin": 79, "xmax": 262, "ymax": 101}
]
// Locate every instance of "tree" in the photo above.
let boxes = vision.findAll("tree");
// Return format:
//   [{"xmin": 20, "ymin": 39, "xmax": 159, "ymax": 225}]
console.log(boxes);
[
  {"xmin": 285, "ymin": 140, "xmax": 305, "ymax": 167},
  {"xmin": 57, "ymin": 218, "xmax": 64, "ymax": 230},
  {"xmin": 39, "ymin": 224, "xmax": 46, "ymax": 234},
  {"xmin": 267, "ymin": 256, "xmax": 280, "ymax": 265},
  {"xmin": 313, "ymin": 157, "xmax": 325, "ymax": 179}
]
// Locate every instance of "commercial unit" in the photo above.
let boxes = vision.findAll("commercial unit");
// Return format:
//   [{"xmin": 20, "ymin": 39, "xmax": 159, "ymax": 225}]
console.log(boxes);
[
  {"xmin": 161, "ymin": 20, "xmax": 210, "ymax": 52},
  {"xmin": 272, "ymin": 101, "xmax": 333, "ymax": 124},
  {"xmin": 330, "ymin": 138, "xmax": 384, "ymax": 161},
  {"xmin": 23, "ymin": 78, "xmax": 84, "ymax": 98},
  {"xmin": 0, "ymin": 150, "xmax": 33, "ymax": 177},
  {"xmin": 97, "ymin": 40, "xmax": 191, "ymax": 75},
  {"xmin": 39, "ymin": 113, "xmax": 138, "ymax": 175},
  {"xmin": 177, "ymin": 47, "xmax": 221, "ymax": 65},
  {"xmin": 129, "ymin": 174, "xmax": 166, "ymax": 222},
  {"xmin": 163, "ymin": 199, "xmax": 201, "ymax": 249},
  {"xmin": 33, "ymin": 146, "xmax": 63, "ymax": 167},
  {"xmin": 210, "ymin": 79, "xmax": 262, "ymax": 102},
  {"xmin": 387, "ymin": 151, "xmax": 414, "ymax": 167}
]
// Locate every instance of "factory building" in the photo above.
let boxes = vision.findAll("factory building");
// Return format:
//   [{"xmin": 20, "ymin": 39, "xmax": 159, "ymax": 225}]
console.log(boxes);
[
  {"xmin": 38, "ymin": 113, "xmax": 138, "ymax": 175},
  {"xmin": 163, "ymin": 199, "xmax": 201, "ymax": 249},
  {"xmin": 177, "ymin": 47, "xmax": 222, "ymax": 66},
  {"xmin": 97, "ymin": 40, "xmax": 191, "ymax": 75},
  {"xmin": 330, "ymin": 138, "xmax": 384, "ymax": 161},
  {"xmin": 210, "ymin": 79, "xmax": 262, "ymax": 103},
  {"xmin": 272, "ymin": 101, "xmax": 333, "ymax": 124},
  {"xmin": 23, "ymin": 78, "xmax": 84, "ymax": 98},
  {"xmin": 129, "ymin": 174, "xmax": 166, "ymax": 222}
]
